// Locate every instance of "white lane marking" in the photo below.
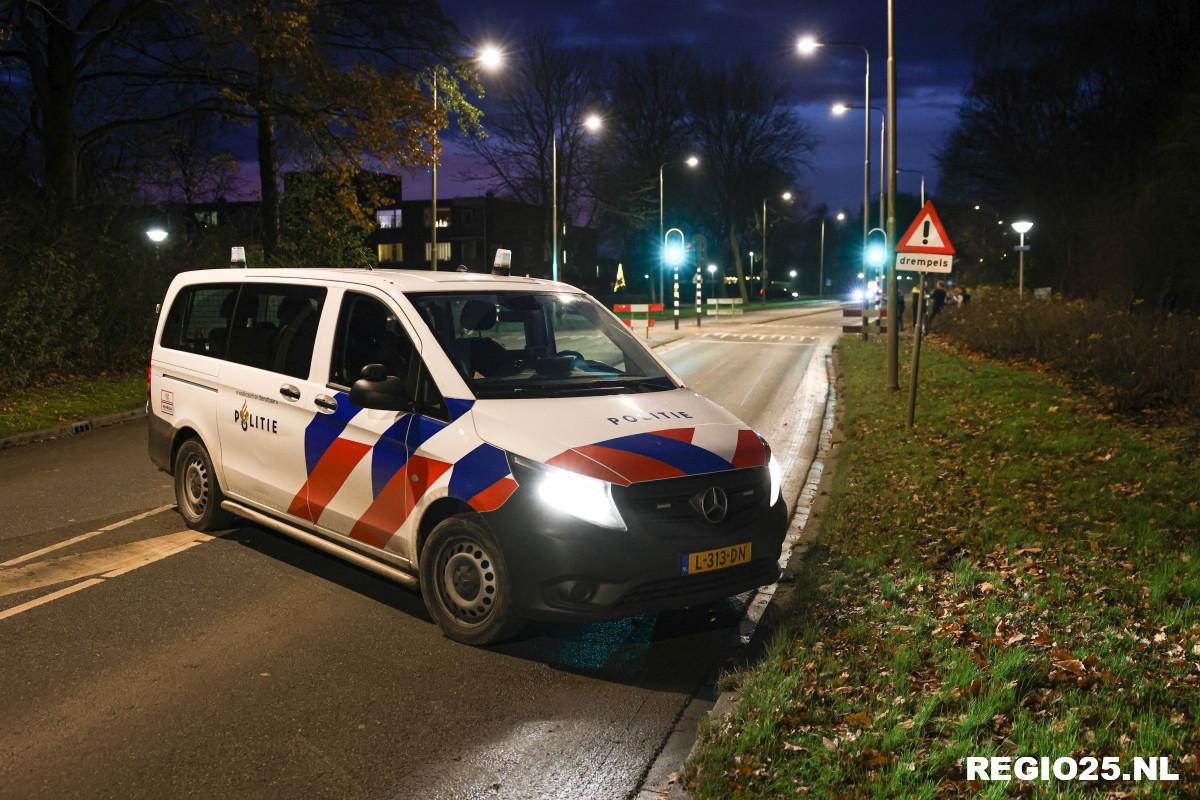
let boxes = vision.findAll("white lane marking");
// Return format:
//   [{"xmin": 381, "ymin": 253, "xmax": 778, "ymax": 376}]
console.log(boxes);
[
  {"xmin": 0, "ymin": 504, "xmax": 175, "ymax": 567},
  {"xmin": 0, "ymin": 579, "xmax": 106, "ymax": 622},
  {"xmin": 0, "ymin": 530, "xmax": 210, "ymax": 598}
]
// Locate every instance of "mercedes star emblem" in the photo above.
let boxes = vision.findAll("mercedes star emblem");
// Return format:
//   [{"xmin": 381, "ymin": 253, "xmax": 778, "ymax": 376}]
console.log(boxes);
[{"xmin": 691, "ymin": 486, "xmax": 729, "ymax": 524}]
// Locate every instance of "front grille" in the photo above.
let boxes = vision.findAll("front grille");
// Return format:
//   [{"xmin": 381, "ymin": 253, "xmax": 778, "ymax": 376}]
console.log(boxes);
[
  {"xmin": 616, "ymin": 557, "xmax": 780, "ymax": 610},
  {"xmin": 616, "ymin": 467, "xmax": 769, "ymax": 535}
]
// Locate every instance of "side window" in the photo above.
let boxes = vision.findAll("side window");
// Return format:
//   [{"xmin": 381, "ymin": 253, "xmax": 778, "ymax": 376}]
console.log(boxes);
[
  {"xmin": 330, "ymin": 293, "xmax": 418, "ymax": 391},
  {"xmin": 160, "ymin": 283, "xmax": 239, "ymax": 358},
  {"xmin": 226, "ymin": 283, "xmax": 326, "ymax": 378}
]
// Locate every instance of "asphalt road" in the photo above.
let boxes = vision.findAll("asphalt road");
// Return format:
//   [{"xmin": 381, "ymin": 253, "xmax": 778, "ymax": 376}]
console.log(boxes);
[{"xmin": 0, "ymin": 304, "xmax": 844, "ymax": 800}]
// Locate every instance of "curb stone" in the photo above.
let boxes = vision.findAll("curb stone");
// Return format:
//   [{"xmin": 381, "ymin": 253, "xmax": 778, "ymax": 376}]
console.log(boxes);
[
  {"xmin": 636, "ymin": 346, "xmax": 844, "ymax": 800},
  {"xmin": 0, "ymin": 407, "xmax": 146, "ymax": 452}
]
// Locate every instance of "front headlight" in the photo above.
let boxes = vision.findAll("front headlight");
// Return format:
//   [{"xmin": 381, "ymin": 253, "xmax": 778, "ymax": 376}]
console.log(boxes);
[
  {"xmin": 768, "ymin": 454, "xmax": 782, "ymax": 507},
  {"xmin": 511, "ymin": 455, "xmax": 626, "ymax": 530}
]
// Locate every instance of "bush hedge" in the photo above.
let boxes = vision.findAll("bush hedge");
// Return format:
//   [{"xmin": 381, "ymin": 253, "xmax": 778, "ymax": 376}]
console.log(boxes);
[
  {"xmin": 0, "ymin": 199, "xmax": 174, "ymax": 391},
  {"xmin": 937, "ymin": 287, "xmax": 1200, "ymax": 413}
]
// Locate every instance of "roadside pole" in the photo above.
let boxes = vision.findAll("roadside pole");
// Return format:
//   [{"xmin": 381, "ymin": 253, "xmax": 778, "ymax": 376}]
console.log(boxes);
[
  {"xmin": 673, "ymin": 270, "xmax": 680, "ymax": 330},
  {"xmin": 906, "ymin": 272, "xmax": 926, "ymax": 428},
  {"xmin": 695, "ymin": 268, "xmax": 702, "ymax": 327},
  {"xmin": 885, "ymin": 0, "xmax": 899, "ymax": 391},
  {"xmin": 894, "ymin": 201, "xmax": 955, "ymax": 428}
]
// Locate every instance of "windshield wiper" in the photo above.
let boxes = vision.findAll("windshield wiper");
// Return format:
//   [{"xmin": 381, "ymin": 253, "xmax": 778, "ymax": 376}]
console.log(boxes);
[{"xmin": 472, "ymin": 378, "xmax": 674, "ymax": 398}]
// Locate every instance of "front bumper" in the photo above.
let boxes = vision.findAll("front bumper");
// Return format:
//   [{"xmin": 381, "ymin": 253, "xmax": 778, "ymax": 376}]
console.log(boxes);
[{"xmin": 483, "ymin": 463, "xmax": 788, "ymax": 622}]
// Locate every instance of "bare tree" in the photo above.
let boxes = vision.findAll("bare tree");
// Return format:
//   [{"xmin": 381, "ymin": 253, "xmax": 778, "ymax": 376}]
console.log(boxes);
[
  {"xmin": 689, "ymin": 60, "xmax": 815, "ymax": 301},
  {"xmin": 466, "ymin": 34, "xmax": 602, "ymax": 278},
  {"xmin": 0, "ymin": 0, "xmax": 218, "ymax": 210}
]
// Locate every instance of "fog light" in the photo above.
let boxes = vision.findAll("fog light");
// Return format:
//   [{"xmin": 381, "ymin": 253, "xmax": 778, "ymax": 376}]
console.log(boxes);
[{"xmin": 562, "ymin": 579, "xmax": 598, "ymax": 604}]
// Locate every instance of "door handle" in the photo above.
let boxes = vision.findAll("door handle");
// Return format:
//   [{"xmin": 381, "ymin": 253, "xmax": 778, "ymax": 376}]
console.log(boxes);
[
  {"xmin": 314, "ymin": 394, "xmax": 338, "ymax": 413},
  {"xmin": 279, "ymin": 384, "xmax": 301, "ymax": 401}
]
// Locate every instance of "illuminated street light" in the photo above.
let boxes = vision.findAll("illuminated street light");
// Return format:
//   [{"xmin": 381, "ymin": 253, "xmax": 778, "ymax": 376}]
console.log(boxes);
[
  {"xmin": 836, "ymin": 211, "xmax": 846, "ymax": 221},
  {"xmin": 789, "ymin": 270, "xmax": 797, "ymax": 278},
  {"xmin": 583, "ymin": 113, "xmax": 602, "ymax": 132},
  {"xmin": 781, "ymin": 191, "xmax": 793, "ymax": 201},
  {"xmin": 831, "ymin": 102, "xmax": 849, "ymax": 115},
  {"xmin": 685, "ymin": 155, "xmax": 700, "ymax": 168},
  {"xmin": 146, "ymin": 227, "xmax": 168, "ymax": 261},
  {"xmin": 1012, "ymin": 220, "xmax": 1034, "ymax": 298},
  {"xmin": 477, "ymin": 44, "xmax": 504, "ymax": 71},
  {"xmin": 796, "ymin": 35, "xmax": 821, "ymax": 55}
]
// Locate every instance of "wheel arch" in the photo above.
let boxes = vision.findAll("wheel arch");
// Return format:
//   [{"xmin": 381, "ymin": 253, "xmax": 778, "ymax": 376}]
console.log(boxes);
[{"xmin": 416, "ymin": 496, "xmax": 477, "ymax": 565}]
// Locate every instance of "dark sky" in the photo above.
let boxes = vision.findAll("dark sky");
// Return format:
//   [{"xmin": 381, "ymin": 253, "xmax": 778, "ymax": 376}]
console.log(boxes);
[{"xmin": 413, "ymin": 0, "xmax": 987, "ymax": 216}]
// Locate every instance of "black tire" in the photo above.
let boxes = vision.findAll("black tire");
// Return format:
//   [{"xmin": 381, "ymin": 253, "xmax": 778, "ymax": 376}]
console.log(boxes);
[
  {"xmin": 419, "ymin": 514, "xmax": 524, "ymax": 645},
  {"xmin": 173, "ymin": 438, "xmax": 235, "ymax": 532}
]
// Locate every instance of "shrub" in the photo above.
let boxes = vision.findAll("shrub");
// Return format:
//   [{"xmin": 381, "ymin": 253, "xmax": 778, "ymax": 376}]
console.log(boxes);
[
  {"xmin": 0, "ymin": 198, "xmax": 170, "ymax": 390},
  {"xmin": 937, "ymin": 287, "xmax": 1200, "ymax": 412}
]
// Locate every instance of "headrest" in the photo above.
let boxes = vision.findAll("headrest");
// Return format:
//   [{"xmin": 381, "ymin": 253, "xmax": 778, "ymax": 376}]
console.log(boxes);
[{"xmin": 460, "ymin": 300, "xmax": 497, "ymax": 332}]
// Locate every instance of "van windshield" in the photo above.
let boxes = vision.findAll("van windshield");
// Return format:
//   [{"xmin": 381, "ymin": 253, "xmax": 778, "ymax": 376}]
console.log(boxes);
[{"xmin": 407, "ymin": 291, "xmax": 676, "ymax": 399}]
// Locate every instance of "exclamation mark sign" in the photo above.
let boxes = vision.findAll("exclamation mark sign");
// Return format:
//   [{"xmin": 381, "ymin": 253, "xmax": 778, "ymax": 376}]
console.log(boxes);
[{"xmin": 921, "ymin": 220, "xmax": 930, "ymax": 245}]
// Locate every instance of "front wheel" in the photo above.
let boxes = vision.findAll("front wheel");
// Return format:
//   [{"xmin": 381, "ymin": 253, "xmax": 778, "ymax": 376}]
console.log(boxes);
[
  {"xmin": 419, "ymin": 515, "xmax": 523, "ymax": 645},
  {"xmin": 174, "ymin": 438, "xmax": 234, "ymax": 531}
]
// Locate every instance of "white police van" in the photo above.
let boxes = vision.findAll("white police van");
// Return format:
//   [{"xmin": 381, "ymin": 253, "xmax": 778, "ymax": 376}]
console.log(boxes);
[{"xmin": 149, "ymin": 267, "xmax": 787, "ymax": 644}]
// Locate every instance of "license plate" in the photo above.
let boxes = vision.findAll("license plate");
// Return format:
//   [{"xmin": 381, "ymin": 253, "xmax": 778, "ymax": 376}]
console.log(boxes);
[{"xmin": 682, "ymin": 542, "xmax": 752, "ymax": 575}]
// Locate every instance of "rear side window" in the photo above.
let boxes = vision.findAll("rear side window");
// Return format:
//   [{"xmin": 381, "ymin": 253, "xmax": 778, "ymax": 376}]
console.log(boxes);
[
  {"xmin": 160, "ymin": 283, "xmax": 239, "ymax": 358},
  {"xmin": 226, "ymin": 283, "xmax": 327, "ymax": 378}
]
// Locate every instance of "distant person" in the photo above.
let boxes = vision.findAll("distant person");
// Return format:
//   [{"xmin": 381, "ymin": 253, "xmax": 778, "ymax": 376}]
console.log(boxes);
[
  {"xmin": 927, "ymin": 280, "xmax": 948, "ymax": 330},
  {"xmin": 961, "ymin": 287, "xmax": 971, "ymax": 304}
]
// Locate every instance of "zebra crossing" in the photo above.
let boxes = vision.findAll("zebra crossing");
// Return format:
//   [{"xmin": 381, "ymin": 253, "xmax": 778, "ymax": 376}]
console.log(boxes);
[{"xmin": 694, "ymin": 330, "xmax": 821, "ymax": 344}]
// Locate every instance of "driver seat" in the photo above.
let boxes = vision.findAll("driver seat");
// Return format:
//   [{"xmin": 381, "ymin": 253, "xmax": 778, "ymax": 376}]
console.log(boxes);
[{"xmin": 453, "ymin": 300, "xmax": 511, "ymax": 378}]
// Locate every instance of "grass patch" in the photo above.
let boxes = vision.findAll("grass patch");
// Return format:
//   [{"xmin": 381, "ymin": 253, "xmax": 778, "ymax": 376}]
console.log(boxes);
[
  {"xmin": 0, "ymin": 373, "xmax": 144, "ymax": 438},
  {"xmin": 686, "ymin": 337, "xmax": 1200, "ymax": 798}
]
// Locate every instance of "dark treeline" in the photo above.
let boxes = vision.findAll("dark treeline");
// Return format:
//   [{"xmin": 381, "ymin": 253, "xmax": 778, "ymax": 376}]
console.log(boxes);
[
  {"xmin": 0, "ymin": 1, "xmax": 820, "ymax": 395},
  {"xmin": 938, "ymin": 0, "xmax": 1200, "ymax": 309}
]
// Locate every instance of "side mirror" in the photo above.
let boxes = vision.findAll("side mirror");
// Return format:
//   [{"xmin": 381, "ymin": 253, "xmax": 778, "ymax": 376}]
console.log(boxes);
[{"xmin": 350, "ymin": 363, "xmax": 412, "ymax": 411}]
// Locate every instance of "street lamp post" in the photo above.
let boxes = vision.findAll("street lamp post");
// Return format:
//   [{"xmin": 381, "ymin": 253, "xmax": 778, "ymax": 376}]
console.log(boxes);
[
  {"xmin": 1011, "ymin": 220, "xmax": 1033, "ymax": 298},
  {"xmin": 833, "ymin": 103, "xmax": 886, "ymax": 232},
  {"xmin": 146, "ymin": 227, "xmax": 168, "ymax": 261},
  {"xmin": 759, "ymin": 191, "xmax": 793, "ymax": 305},
  {"xmin": 659, "ymin": 156, "xmax": 700, "ymax": 305},
  {"xmin": 551, "ymin": 113, "xmax": 603, "ymax": 283},
  {"xmin": 802, "ymin": 37, "xmax": 871, "ymax": 285}
]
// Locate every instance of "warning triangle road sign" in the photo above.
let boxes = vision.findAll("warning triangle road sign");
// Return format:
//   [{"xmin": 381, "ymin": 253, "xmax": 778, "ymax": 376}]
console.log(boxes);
[{"xmin": 896, "ymin": 201, "xmax": 955, "ymax": 255}]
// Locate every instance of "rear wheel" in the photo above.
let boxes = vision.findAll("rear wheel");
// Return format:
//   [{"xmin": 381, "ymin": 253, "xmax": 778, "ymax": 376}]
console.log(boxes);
[
  {"xmin": 419, "ymin": 515, "xmax": 523, "ymax": 645},
  {"xmin": 174, "ymin": 438, "xmax": 234, "ymax": 531}
]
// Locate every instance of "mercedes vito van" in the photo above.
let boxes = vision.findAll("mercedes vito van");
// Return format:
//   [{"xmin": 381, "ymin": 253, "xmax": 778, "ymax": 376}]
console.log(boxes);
[{"xmin": 149, "ymin": 268, "xmax": 787, "ymax": 644}]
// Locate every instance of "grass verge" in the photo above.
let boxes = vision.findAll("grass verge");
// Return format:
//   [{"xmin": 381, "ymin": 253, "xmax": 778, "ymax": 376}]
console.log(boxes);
[
  {"xmin": 686, "ymin": 336, "xmax": 1200, "ymax": 798},
  {"xmin": 0, "ymin": 373, "xmax": 144, "ymax": 439}
]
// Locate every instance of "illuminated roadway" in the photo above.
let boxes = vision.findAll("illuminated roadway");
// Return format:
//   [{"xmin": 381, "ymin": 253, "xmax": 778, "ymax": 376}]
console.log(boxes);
[{"xmin": 0, "ymin": 303, "xmax": 846, "ymax": 800}]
